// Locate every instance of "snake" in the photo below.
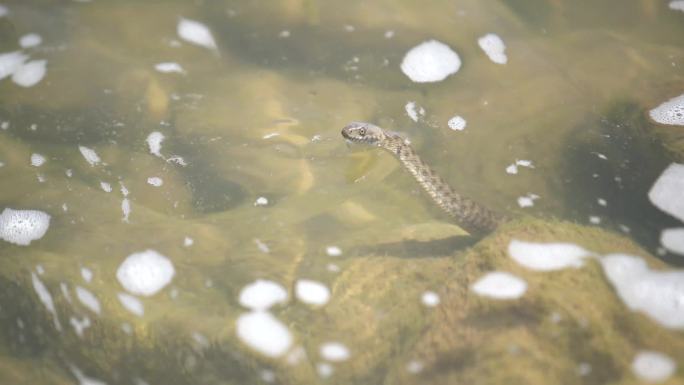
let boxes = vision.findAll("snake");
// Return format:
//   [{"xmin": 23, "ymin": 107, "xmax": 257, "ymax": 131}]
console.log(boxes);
[{"xmin": 341, "ymin": 122, "xmax": 507, "ymax": 236}]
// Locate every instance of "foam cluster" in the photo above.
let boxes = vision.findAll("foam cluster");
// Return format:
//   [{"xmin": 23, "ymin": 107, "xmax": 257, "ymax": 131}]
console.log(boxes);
[
  {"xmin": 447, "ymin": 115, "xmax": 467, "ymax": 131},
  {"xmin": 648, "ymin": 163, "xmax": 684, "ymax": 222},
  {"xmin": 400, "ymin": 40, "xmax": 461, "ymax": 83},
  {"xmin": 177, "ymin": 18, "xmax": 217, "ymax": 51},
  {"xmin": 649, "ymin": 93, "xmax": 684, "ymax": 126},
  {"xmin": 320, "ymin": 342, "xmax": 350, "ymax": 362},
  {"xmin": 471, "ymin": 271, "xmax": 527, "ymax": 299},
  {"xmin": 12, "ymin": 59, "xmax": 46, "ymax": 87},
  {"xmin": 146, "ymin": 131, "xmax": 164, "ymax": 158},
  {"xmin": 236, "ymin": 311, "xmax": 293, "ymax": 357},
  {"xmin": 295, "ymin": 279, "xmax": 330, "ymax": 306},
  {"xmin": 478, "ymin": 33, "xmax": 507, "ymax": 64},
  {"xmin": 155, "ymin": 62, "xmax": 185, "ymax": 74},
  {"xmin": 78, "ymin": 145, "xmax": 101, "ymax": 166},
  {"xmin": 239, "ymin": 279, "xmax": 288, "ymax": 311},
  {"xmin": 236, "ymin": 279, "xmax": 294, "ymax": 358},
  {"xmin": 660, "ymin": 228, "xmax": 684, "ymax": 255},
  {"xmin": 116, "ymin": 250, "xmax": 175, "ymax": 296},
  {"xmin": 632, "ymin": 351, "xmax": 676, "ymax": 383},
  {"xmin": 19, "ymin": 34, "xmax": 41, "ymax": 48},
  {"xmin": 508, "ymin": 239, "xmax": 591, "ymax": 271},
  {"xmin": 601, "ymin": 254, "xmax": 684, "ymax": 329},
  {"xmin": 0, "ymin": 208, "xmax": 51, "ymax": 246}
]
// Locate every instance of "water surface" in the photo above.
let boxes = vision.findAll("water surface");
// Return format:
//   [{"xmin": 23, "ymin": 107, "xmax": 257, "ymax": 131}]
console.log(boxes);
[{"xmin": 1, "ymin": 1, "xmax": 684, "ymax": 384}]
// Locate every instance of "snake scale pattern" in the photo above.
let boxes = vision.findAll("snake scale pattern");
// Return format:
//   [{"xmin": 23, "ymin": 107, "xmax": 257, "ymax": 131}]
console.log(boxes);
[{"xmin": 342, "ymin": 122, "xmax": 507, "ymax": 236}]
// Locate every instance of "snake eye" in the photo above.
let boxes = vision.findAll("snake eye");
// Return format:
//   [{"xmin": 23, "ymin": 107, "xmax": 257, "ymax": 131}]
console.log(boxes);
[{"xmin": 359, "ymin": 128, "xmax": 366, "ymax": 136}]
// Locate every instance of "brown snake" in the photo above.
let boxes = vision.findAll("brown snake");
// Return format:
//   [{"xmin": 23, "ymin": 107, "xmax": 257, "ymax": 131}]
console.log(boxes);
[{"xmin": 342, "ymin": 122, "xmax": 507, "ymax": 236}]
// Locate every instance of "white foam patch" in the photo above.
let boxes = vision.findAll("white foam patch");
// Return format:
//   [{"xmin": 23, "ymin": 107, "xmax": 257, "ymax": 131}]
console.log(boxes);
[
  {"xmin": 0, "ymin": 51, "xmax": 28, "ymax": 80},
  {"xmin": 154, "ymin": 62, "xmax": 185, "ymax": 74},
  {"xmin": 100, "ymin": 182, "xmax": 112, "ymax": 192},
  {"xmin": 147, "ymin": 177, "xmax": 163, "ymax": 187},
  {"xmin": 661, "ymin": 228, "xmax": 684, "ymax": 255},
  {"xmin": 166, "ymin": 155, "xmax": 187, "ymax": 166},
  {"xmin": 146, "ymin": 131, "xmax": 164, "ymax": 158},
  {"xmin": 601, "ymin": 254, "xmax": 684, "ymax": 329},
  {"xmin": 506, "ymin": 160, "xmax": 533, "ymax": 174},
  {"xmin": 177, "ymin": 18, "xmax": 217, "ymax": 50},
  {"xmin": 60, "ymin": 282, "xmax": 72, "ymax": 303},
  {"xmin": 260, "ymin": 369, "xmax": 275, "ymax": 383},
  {"xmin": 0, "ymin": 208, "xmax": 50, "ymax": 246},
  {"xmin": 671, "ymin": 1, "xmax": 684, "ymax": 12},
  {"xmin": 31, "ymin": 272, "xmax": 61, "ymax": 330},
  {"xmin": 650, "ymin": 93, "xmax": 684, "ymax": 126},
  {"xmin": 632, "ymin": 351, "xmax": 676, "ymax": 383},
  {"xmin": 508, "ymin": 239, "xmax": 591, "ymax": 271},
  {"xmin": 295, "ymin": 279, "xmax": 330, "ymax": 306},
  {"xmin": 648, "ymin": 163, "xmax": 684, "ymax": 222},
  {"xmin": 326, "ymin": 246, "xmax": 342, "ymax": 257},
  {"xmin": 70, "ymin": 316, "xmax": 91, "ymax": 338},
  {"xmin": 406, "ymin": 360, "xmax": 424, "ymax": 374},
  {"xmin": 320, "ymin": 342, "xmax": 350, "ymax": 362},
  {"xmin": 317, "ymin": 362, "xmax": 334, "ymax": 378},
  {"xmin": 121, "ymin": 198, "xmax": 131, "ymax": 222},
  {"xmin": 236, "ymin": 311, "xmax": 293, "ymax": 357},
  {"xmin": 478, "ymin": 33, "xmax": 507, "ymax": 64},
  {"xmin": 254, "ymin": 196, "xmax": 268, "ymax": 206},
  {"xmin": 400, "ymin": 40, "xmax": 461, "ymax": 83},
  {"xmin": 117, "ymin": 250, "xmax": 175, "ymax": 297},
  {"xmin": 573, "ymin": 362, "xmax": 591, "ymax": 376},
  {"xmin": 78, "ymin": 146, "xmax": 101, "ymax": 166},
  {"xmin": 12, "ymin": 60, "xmax": 46, "ymax": 87},
  {"xmin": 421, "ymin": 291, "xmax": 440, "ymax": 306},
  {"xmin": 117, "ymin": 292, "xmax": 144, "ymax": 316},
  {"xmin": 31, "ymin": 153, "xmax": 45, "ymax": 167},
  {"xmin": 327, "ymin": 263, "xmax": 340, "ymax": 272},
  {"xmin": 69, "ymin": 365, "xmax": 107, "ymax": 385},
  {"xmin": 517, "ymin": 193, "xmax": 539, "ymax": 208},
  {"xmin": 447, "ymin": 115, "xmax": 466, "ymax": 131},
  {"xmin": 120, "ymin": 183, "xmax": 129, "ymax": 197},
  {"xmin": 75, "ymin": 286, "xmax": 101, "ymax": 314},
  {"xmin": 239, "ymin": 279, "xmax": 288, "ymax": 311},
  {"xmin": 19, "ymin": 33, "xmax": 42, "ymax": 48},
  {"xmin": 405, "ymin": 101, "xmax": 425, "ymax": 122},
  {"xmin": 471, "ymin": 271, "xmax": 527, "ymax": 299},
  {"xmin": 81, "ymin": 267, "xmax": 93, "ymax": 283},
  {"xmin": 0, "ymin": 5, "xmax": 7, "ymax": 17}
]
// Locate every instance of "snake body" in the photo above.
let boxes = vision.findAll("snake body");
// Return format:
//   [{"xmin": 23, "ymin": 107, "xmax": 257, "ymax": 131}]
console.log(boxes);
[{"xmin": 342, "ymin": 122, "xmax": 506, "ymax": 236}]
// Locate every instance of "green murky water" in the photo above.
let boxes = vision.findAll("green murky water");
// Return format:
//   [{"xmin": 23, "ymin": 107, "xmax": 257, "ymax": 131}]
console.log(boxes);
[{"xmin": 1, "ymin": 0, "xmax": 684, "ymax": 384}]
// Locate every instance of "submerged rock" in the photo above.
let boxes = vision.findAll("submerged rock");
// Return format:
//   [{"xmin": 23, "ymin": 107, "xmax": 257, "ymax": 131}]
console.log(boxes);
[{"xmin": 380, "ymin": 218, "xmax": 684, "ymax": 385}]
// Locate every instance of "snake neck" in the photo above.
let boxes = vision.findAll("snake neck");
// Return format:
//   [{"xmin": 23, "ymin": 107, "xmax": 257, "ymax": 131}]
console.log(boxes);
[{"xmin": 381, "ymin": 134, "xmax": 504, "ymax": 235}]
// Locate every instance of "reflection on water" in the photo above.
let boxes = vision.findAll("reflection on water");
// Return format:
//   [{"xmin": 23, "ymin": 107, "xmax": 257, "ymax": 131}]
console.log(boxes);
[{"xmin": 0, "ymin": 0, "xmax": 683, "ymax": 384}]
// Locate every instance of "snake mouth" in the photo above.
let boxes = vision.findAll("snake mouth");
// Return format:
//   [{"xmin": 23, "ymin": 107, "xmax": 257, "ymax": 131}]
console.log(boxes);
[{"xmin": 341, "ymin": 128, "xmax": 359, "ymax": 142}]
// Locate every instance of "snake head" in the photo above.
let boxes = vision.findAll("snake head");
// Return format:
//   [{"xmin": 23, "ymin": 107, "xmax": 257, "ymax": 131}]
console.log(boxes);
[{"xmin": 341, "ymin": 122, "xmax": 386, "ymax": 146}]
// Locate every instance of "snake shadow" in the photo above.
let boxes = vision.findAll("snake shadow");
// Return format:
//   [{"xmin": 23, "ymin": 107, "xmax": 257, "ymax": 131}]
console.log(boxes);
[{"xmin": 352, "ymin": 235, "xmax": 478, "ymax": 259}]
